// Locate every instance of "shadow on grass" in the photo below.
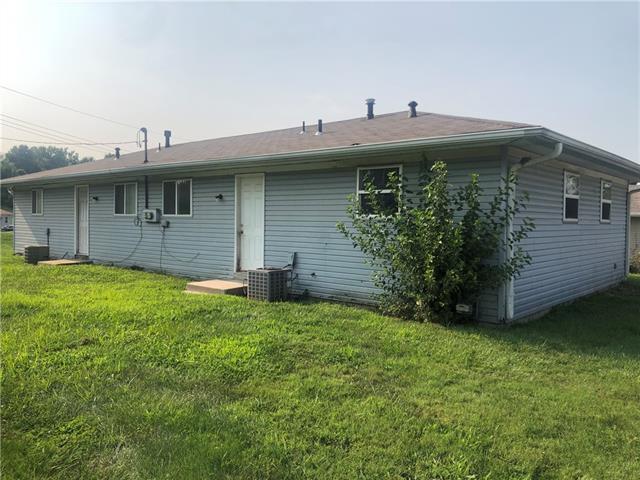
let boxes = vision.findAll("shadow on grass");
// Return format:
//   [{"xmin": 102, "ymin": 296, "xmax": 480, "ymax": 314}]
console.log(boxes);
[{"xmin": 470, "ymin": 276, "xmax": 640, "ymax": 359}]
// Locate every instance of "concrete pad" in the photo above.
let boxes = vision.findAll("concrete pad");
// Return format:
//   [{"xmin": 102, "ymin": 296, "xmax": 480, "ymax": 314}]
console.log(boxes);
[
  {"xmin": 185, "ymin": 279, "xmax": 246, "ymax": 296},
  {"xmin": 38, "ymin": 259, "xmax": 93, "ymax": 266}
]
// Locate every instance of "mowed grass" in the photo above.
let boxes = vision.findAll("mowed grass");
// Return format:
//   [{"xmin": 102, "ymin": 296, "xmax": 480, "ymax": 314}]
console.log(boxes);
[{"xmin": 1, "ymin": 232, "xmax": 639, "ymax": 480}]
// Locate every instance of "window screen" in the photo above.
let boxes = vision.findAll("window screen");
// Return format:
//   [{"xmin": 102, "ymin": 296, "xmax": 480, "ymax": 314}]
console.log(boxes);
[
  {"xmin": 176, "ymin": 180, "xmax": 191, "ymax": 215},
  {"xmin": 357, "ymin": 166, "xmax": 400, "ymax": 215},
  {"xmin": 114, "ymin": 183, "xmax": 137, "ymax": 215},
  {"xmin": 125, "ymin": 184, "xmax": 137, "ymax": 214},
  {"xmin": 163, "ymin": 179, "xmax": 191, "ymax": 215},
  {"xmin": 31, "ymin": 190, "xmax": 43, "ymax": 215},
  {"xmin": 563, "ymin": 172, "xmax": 580, "ymax": 221},
  {"xmin": 114, "ymin": 185, "xmax": 125, "ymax": 214},
  {"xmin": 163, "ymin": 181, "xmax": 176, "ymax": 215},
  {"xmin": 601, "ymin": 180, "xmax": 612, "ymax": 222}
]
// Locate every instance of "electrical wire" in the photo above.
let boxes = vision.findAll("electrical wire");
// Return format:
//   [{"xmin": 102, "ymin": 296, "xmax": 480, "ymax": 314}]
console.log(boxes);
[
  {"xmin": 111, "ymin": 216, "xmax": 145, "ymax": 264},
  {"xmin": 0, "ymin": 113, "xmax": 132, "ymax": 153},
  {"xmin": 1, "ymin": 85, "xmax": 140, "ymax": 130},
  {"xmin": 160, "ymin": 227, "xmax": 200, "ymax": 264},
  {"xmin": 0, "ymin": 84, "xmax": 195, "ymax": 142},
  {"xmin": 0, "ymin": 136, "xmax": 138, "ymax": 146},
  {"xmin": 0, "ymin": 121, "xmax": 109, "ymax": 156}
]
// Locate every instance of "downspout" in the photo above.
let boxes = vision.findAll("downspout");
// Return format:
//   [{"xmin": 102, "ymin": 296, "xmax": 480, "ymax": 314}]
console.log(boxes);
[
  {"xmin": 625, "ymin": 183, "xmax": 631, "ymax": 275},
  {"xmin": 144, "ymin": 176, "xmax": 149, "ymax": 209},
  {"xmin": 505, "ymin": 142, "xmax": 563, "ymax": 321},
  {"xmin": 8, "ymin": 187, "xmax": 15, "ymax": 254}
]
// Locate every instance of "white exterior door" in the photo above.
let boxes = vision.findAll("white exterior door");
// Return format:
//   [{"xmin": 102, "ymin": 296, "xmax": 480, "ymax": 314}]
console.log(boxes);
[
  {"xmin": 237, "ymin": 174, "xmax": 264, "ymax": 271},
  {"xmin": 76, "ymin": 186, "xmax": 89, "ymax": 256}
]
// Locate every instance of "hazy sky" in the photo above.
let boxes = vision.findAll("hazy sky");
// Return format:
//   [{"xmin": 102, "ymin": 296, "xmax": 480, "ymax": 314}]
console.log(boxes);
[{"xmin": 1, "ymin": 1, "xmax": 638, "ymax": 162}]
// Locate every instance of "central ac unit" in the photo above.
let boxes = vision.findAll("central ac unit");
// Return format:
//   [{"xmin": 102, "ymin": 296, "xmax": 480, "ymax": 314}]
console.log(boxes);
[{"xmin": 247, "ymin": 268, "xmax": 289, "ymax": 302}]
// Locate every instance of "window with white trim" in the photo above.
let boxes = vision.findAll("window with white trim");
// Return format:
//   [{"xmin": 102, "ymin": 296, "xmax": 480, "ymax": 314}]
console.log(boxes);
[
  {"xmin": 163, "ymin": 179, "xmax": 192, "ymax": 216},
  {"xmin": 563, "ymin": 171, "xmax": 579, "ymax": 221},
  {"xmin": 600, "ymin": 180, "xmax": 612, "ymax": 222},
  {"xmin": 357, "ymin": 166, "xmax": 401, "ymax": 215},
  {"xmin": 31, "ymin": 189, "xmax": 43, "ymax": 215},
  {"xmin": 114, "ymin": 183, "xmax": 137, "ymax": 215}
]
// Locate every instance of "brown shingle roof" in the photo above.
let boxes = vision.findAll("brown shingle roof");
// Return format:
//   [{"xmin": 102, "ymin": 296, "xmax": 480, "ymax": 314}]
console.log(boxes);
[{"xmin": 4, "ymin": 111, "xmax": 534, "ymax": 183}]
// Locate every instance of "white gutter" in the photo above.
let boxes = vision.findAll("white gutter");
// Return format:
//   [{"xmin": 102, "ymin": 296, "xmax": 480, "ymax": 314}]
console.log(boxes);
[
  {"xmin": 3, "ymin": 127, "xmax": 537, "ymax": 187},
  {"xmin": 512, "ymin": 142, "xmax": 563, "ymax": 172},
  {"xmin": 505, "ymin": 142, "xmax": 563, "ymax": 322}
]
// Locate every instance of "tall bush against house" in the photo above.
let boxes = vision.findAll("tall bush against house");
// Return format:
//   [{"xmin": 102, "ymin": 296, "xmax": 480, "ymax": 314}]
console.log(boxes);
[{"xmin": 337, "ymin": 160, "xmax": 534, "ymax": 323}]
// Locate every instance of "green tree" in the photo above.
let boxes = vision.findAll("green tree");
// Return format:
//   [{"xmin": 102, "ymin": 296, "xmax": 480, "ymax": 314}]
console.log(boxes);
[
  {"xmin": 337, "ymin": 160, "xmax": 534, "ymax": 324},
  {"xmin": 0, "ymin": 145, "xmax": 94, "ymax": 210}
]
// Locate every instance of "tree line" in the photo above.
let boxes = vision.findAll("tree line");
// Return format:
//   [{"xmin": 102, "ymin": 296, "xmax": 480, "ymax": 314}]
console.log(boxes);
[{"xmin": 1, "ymin": 145, "xmax": 97, "ymax": 210}]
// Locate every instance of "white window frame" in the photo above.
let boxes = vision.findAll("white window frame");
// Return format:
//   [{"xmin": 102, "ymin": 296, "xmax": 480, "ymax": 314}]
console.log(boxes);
[
  {"xmin": 356, "ymin": 165, "xmax": 402, "ymax": 216},
  {"xmin": 31, "ymin": 189, "xmax": 43, "ymax": 216},
  {"xmin": 162, "ymin": 178, "xmax": 193, "ymax": 217},
  {"xmin": 600, "ymin": 179, "xmax": 612, "ymax": 223},
  {"xmin": 563, "ymin": 170, "xmax": 580, "ymax": 223},
  {"xmin": 113, "ymin": 182, "xmax": 138, "ymax": 216}
]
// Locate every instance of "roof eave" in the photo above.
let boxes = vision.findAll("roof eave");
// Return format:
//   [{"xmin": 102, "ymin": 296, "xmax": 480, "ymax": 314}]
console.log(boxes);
[
  {"xmin": 527, "ymin": 128, "xmax": 640, "ymax": 180},
  {"xmin": 3, "ymin": 127, "xmax": 536, "ymax": 187}
]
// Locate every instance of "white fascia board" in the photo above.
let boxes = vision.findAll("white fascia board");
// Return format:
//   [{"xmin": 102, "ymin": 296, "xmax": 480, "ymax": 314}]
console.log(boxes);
[{"xmin": 4, "ymin": 127, "xmax": 535, "ymax": 187}]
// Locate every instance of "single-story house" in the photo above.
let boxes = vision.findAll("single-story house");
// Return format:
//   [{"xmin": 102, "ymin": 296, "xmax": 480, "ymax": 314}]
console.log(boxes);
[
  {"xmin": 630, "ymin": 185, "xmax": 640, "ymax": 255},
  {"xmin": 1, "ymin": 209, "xmax": 13, "ymax": 228},
  {"xmin": 4, "ymin": 101, "xmax": 640, "ymax": 323}
]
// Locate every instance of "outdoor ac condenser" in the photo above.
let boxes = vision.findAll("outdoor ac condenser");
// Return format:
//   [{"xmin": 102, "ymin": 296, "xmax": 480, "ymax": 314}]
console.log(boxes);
[{"xmin": 247, "ymin": 268, "xmax": 289, "ymax": 302}]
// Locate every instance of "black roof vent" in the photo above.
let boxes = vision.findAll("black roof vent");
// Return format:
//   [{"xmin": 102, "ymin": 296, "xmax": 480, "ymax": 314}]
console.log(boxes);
[
  {"xmin": 365, "ymin": 98, "xmax": 375, "ymax": 119},
  {"xmin": 164, "ymin": 130, "xmax": 171, "ymax": 148},
  {"xmin": 315, "ymin": 119, "xmax": 323, "ymax": 135},
  {"xmin": 408, "ymin": 101, "xmax": 418, "ymax": 118},
  {"xmin": 114, "ymin": 147, "xmax": 120, "ymax": 159}
]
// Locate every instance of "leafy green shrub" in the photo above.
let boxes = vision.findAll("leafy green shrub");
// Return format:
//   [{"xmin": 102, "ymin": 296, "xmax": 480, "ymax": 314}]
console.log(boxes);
[
  {"xmin": 630, "ymin": 250, "xmax": 640, "ymax": 274},
  {"xmin": 337, "ymin": 160, "xmax": 534, "ymax": 323}
]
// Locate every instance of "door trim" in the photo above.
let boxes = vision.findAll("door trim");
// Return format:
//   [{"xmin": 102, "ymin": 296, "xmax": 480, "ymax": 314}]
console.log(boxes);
[
  {"xmin": 74, "ymin": 185, "xmax": 90, "ymax": 256},
  {"xmin": 234, "ymin": 173, "xmax": 265, "ymax": 272}
]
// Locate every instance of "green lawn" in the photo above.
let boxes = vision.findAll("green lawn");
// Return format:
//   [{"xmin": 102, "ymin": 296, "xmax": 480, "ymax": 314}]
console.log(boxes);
[{"xmin": 1, "ymin": 232, "xmax": 639, "ymax": 480}]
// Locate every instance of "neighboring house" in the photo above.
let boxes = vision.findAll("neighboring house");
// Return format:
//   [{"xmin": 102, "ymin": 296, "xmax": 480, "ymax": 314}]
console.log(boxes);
[
  {"xmin": 630, "ymin": 185, "xmax": 640, "ymax": 255},
  {"xmin": 4, "ymin": 101, "xmax": 640, "ymax": 323},
  {"xmin": 0, "ymin": 209, "xmax": 13, "ymax": 228}
]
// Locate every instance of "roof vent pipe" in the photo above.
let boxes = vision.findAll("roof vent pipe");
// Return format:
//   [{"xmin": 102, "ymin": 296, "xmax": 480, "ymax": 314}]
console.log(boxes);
[
  {"xmin": 365, "ymin": 98, "xmax": 375, "ymax": 119},
  {"xmin": 114, "ymin": 147, "xmax": 120, "ymax": 159},
  {"xmin": 299, "ymin": 121, "xmax": 306, "ymax": 134},
  {"xmin": 408, "ymin": 100, "xmax": 418, "ymax": 118},
  {"xmin": 315, "ymin": 119, "xmax": 323, "ymax": 135},
  {"xmin": 164, "ymin": 130, "xmax": 171, "ymax": 148}
]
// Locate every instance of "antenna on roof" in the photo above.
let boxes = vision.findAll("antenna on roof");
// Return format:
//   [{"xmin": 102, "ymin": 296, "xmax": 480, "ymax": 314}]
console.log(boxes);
[{"xmin": 138, "ymin": 127, "xmax": 148, "ymax": 164}]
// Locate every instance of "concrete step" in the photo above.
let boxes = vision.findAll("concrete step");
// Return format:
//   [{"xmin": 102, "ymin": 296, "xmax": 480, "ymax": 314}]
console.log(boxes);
[
  {"xmin": 185, "ymin": 279, "xmax": 247, "ymax": 296},
  {"xmin": 38, "ymin": 258, "xmax": 93, "ymax": 266}
]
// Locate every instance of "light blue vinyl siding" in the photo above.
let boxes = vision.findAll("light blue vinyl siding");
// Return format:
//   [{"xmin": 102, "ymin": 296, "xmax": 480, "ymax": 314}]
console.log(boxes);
[
  {"xmin": 265, "ymin": 155, "xmax": 503, "ymax": 322},
  {"xmin": 11, "ymin": 155, "xmax": 504, "ymax": 322},
  {"xmin": 512, "ymin": 161, "xmax": 628, "ymax": 319},
  {"xmin": 89, "ymin": 175, "xmax": 235, "ymax": 279},
  {"xmin": 13, "ymin": 187, "xmax": 75, "ymax": 258}
]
